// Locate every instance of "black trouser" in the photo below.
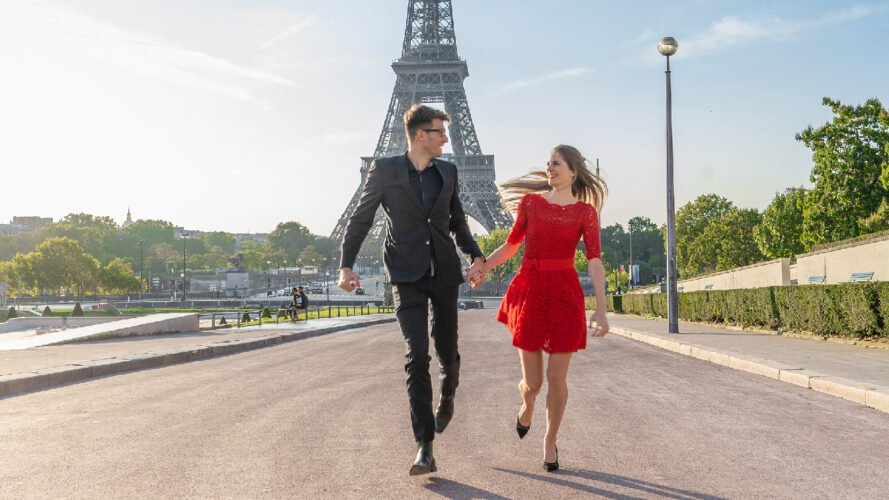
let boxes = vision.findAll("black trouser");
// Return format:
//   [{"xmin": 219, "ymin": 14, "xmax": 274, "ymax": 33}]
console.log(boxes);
[{"xmin": 392, "ymin": 277, "xmax": 460, "ymax": 443}]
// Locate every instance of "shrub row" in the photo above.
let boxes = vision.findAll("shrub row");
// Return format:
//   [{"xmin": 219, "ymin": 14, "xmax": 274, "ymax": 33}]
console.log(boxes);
[{"xmin": 589, "ymin": 282, "xmax": 889, "ymax": 338}]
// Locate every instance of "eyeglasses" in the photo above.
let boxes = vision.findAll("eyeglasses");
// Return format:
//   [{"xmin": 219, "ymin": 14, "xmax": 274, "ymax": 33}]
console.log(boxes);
[{"xmin": 422, "ymin": 128, "xmax": 447, "ymax": 135}]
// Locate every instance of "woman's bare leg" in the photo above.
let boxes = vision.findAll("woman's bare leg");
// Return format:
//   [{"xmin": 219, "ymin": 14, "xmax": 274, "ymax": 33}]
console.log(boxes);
[
  {"xmin": 517, "ymin": 348, "xmax": 544, "ymax": 427},
  {"xmin": 544, "ymin": 352, "xmax": 573, "ymax": 462}
]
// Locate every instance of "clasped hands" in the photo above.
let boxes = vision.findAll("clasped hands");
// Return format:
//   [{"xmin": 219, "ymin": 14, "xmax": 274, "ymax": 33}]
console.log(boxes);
[{"xmin": 465, "ymin": 257, "xmax": 486, "ymax": 289}]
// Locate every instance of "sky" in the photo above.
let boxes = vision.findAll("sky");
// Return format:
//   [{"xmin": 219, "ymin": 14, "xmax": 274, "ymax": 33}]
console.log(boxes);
[{"xmin": 1, "ymin": 0, "xmax": 887, "ymax": 236}]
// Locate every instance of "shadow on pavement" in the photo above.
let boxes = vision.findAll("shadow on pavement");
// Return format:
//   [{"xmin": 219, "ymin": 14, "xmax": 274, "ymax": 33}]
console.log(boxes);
[
  {"xmin": 422, "ymin": 477, "xmax": 511, "ymax": 499},
  {"xmin": 494, "ymin": 467, "xmax": 726, "ymax": 500}
]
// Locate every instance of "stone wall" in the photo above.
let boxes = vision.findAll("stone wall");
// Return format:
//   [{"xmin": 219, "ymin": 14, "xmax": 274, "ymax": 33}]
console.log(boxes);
[
  {"xmin": 677, "ymin": 258, "xmax": 790, "ymax": 292},
  {"xmin": 794, "ymin": 233, "xmax": 889, "ymax": 284}
]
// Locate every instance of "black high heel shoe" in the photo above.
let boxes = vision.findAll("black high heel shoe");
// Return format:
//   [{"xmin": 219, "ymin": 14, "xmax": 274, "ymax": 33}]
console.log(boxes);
[
  {"xmin": 515, "ymin": 415, "xmax": 530, "ymax": 439},
  {"xmin": 543, "ymin": 445, "xmax": 559, "ymax": 472}
]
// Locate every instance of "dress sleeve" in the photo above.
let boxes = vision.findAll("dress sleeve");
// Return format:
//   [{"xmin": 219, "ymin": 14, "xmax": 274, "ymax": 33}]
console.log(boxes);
[
  {"xmin": 581, "ymin": 204, "xmax": 601, "ymax": 259},
  {"xmin": 506, "ymin": 194, "xmax": 530, "ymax": 245}
]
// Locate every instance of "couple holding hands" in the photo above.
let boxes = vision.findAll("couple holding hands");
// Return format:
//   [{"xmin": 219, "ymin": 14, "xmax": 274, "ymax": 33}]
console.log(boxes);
[{"xmin": 338, "ymin": 104, "xmax": 609, "ymax": 475}]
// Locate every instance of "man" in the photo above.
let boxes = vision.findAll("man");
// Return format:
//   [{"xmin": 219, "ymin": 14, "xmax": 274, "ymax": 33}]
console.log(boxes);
[
  {"xmin": 338, "ymin": 104, "xmax": 486, "ymax": 475},
  {"xmin": 296, "ymin": 286, "xmax": 309, "ymax": 311}
]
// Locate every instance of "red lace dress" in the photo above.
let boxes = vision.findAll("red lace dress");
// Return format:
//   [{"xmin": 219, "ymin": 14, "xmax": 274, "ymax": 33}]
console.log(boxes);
[{"xmin": 496, "ymin": 193, "xmax": 601, "ymax": 353}]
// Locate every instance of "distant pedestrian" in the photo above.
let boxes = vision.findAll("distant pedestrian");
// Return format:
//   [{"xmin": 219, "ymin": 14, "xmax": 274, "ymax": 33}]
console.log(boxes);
[{"xmin": 297, "ymin": 286, "xmax": 309, "ymax": 311}]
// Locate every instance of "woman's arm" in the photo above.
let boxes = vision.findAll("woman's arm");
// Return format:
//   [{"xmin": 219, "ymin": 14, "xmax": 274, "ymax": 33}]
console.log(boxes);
[
  {"xmin": 483, "ymin": 242, "xmax": 522, "ymax": 273},
  {"xmin": 469, "ymin": 241, "xmax": 521, "ymax": 288},
  {"xmin": 587, "ymin": 257, "xmax": 610, "ymax": 336}
]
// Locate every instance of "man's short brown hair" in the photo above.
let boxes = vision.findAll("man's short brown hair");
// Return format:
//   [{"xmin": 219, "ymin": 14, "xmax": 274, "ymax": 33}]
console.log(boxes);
[{"xmin": 403, "ymin": 104, "xmax": 450, "ymax": 142}]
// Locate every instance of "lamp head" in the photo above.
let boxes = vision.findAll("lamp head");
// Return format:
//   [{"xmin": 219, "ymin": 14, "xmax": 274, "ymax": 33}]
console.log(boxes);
[{"xmin": 658, "ymin": 37, "xmax": 678, "ymax": 56}]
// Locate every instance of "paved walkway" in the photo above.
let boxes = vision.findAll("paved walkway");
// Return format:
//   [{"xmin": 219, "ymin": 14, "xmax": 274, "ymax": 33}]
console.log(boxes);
[
  {"xmin": 609, "ymin": 315, "xmax": 889, "ymax": 413},
  {"xmin": 2, "ymin": 311, "xmax": 889, "ymax": 415}
]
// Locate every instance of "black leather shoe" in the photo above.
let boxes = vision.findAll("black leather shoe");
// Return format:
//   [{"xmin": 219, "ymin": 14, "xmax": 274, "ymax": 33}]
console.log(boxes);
[
  {"xmin": 543, "ymin": 445, "xmax": 559, "ymax": 472},
  {"xmin": 409, "ymin": 441, "xmax": 437, "ymax": 476},
  {"xmin": 434, "ymin": 396, "xmax": 455, "ymax": 433}
]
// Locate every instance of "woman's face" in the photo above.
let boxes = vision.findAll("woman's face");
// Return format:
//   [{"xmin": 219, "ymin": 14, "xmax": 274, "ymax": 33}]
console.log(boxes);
[{"xmin": 546, "ymin": 151, "xmax": 575, "ymax": 190}]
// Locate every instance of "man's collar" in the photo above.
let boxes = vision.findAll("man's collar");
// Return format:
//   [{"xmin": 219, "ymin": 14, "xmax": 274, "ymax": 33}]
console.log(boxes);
[{"xmin": 404, "ymin": 152, "xmax": 437, "ymax": 173}]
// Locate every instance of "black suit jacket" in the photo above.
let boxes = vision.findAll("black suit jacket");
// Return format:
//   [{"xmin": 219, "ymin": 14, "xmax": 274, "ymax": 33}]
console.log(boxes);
[{"xmin": 340, "ymin": 154, "xmax": 483, "ymax": 286}]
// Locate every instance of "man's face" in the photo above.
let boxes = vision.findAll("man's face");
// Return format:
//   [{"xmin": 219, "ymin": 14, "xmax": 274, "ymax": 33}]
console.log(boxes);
[{"xmin": 415, "ymin": 118, "xmax": 448, "ymax": 157}]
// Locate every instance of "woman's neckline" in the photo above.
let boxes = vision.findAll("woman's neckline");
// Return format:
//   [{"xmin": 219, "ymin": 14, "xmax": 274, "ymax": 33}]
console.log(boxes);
[{"xmin": 536, "ymin": 192, "xmax": 581, "ymax": 207}]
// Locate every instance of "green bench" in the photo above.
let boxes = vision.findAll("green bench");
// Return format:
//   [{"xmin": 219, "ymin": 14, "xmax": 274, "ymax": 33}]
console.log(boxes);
[
  {"xmin": 808, "ymin": 275, "xmax": 826, "ymax": 284},
  {"xmin": 703, "ymin": 284, "xmax": 713, "ymax": 290},
  {"xmin": 849, "ymin": 272, "xmax": 874, "ymax": 283}
]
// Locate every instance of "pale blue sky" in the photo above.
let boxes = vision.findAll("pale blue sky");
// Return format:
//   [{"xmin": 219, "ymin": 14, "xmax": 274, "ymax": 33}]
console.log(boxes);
[{"xmin": 1, "ymin": 0, "xmax": 887, "ymax": 235}]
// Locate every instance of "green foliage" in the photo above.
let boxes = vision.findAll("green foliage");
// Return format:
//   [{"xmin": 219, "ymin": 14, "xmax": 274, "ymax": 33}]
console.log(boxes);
[
  {"xmin": 675, "ymin": 194, "xmax": 734, "ymax": 277},
  {"xmin": 674, "ymin": 195, "xmax": 765, "ymax": 277},
  {"xmin": 797, "ymin": 98, "xmax": 889, "ymax": 249},
  {"xmin": 42, "ymin": 306, "xmax": 52, "ymax": 317},
  {"xmin": 859, "ymin": 199, "xmax": 889, "ymax": 234},
  {"xmin": 72, "ymin": 302, "xmax": 84, "ymax": 317},
  {"xmin": 613, "ymin": 283, "xmax": 886, "ymax": 339},
  {"xmin": 199, "ymin": 232, "xmax": 236, "ymax": 254},
  {"xmin": 476, "ymin": 228, "xmax": 523, "ymax": 294},
  {"xmin": 600, "ymin": 217, "xmax": 665, "ymax": 285},
  {"xmin": 241, "ymin": 312, "xmax": 251, "ymax": 323},
  {"xmin": 13, "ymin": 237, "xmax": 100, "ymax": 295},
  {"xmin": 218, "ymin": 316, "xmax": 227, "ymax": 325},
  {"xmin": 262, "ymin": 308, "xmax": 272, "ymax": 319},
  {"xmin": 98, "ymin": 258, "xmax": 140, "ymax": 294},
  {"xmin": 574, "ymin": 249, "xmax": 588, "ymax": 273},
  {"xmin": 606, "ymin": 268, "xmax": 629, "ymax": 293},
  {"xmin": 7, "ymin": 306, "xmax": 17, "ymax": 319},
  {"xmin": 876, "ymin": 282, "xmax": 889, "ymax": 335},
  {"xmin": 755, "ymin": 187, "xmax": 807, "ymax": 258},
  {"xmin": 267, "ymin": 222, "xmax": 314, "ymax": 264},
  {"xmin": 123, "ymin": 220, "xmax": 176, "ymax": 249},
  {"xmin": 297, "ymin": 245, "xmax": 324, "ymax": 267}
]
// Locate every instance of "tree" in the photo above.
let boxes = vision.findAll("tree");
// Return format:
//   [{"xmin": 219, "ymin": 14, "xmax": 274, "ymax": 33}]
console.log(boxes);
[
  {"xmin": 476, "ymin": 229, "xmax": 523, "ymax": 294},
  {"xmin": 28, "ymin": 237, "xmax": 99, "ymax": 295},
  {"xmin": 199, "ymin": 232, "xmax": 236, "ymax": 254},
  {"xmin": 43, "ymin": 213, "xmax": 119, "ymax": 264},
  {"xmin": 796, "ymin": 98, "xmax": 889, "ymax": 248},
  {"xmin": 705, "ymin": 208, "xmax": 765, "ymax": 270},
  {"xmin": 755, "ymin": 187, "xmax": 807, "ymax": 258},
  {"xmin": 674, "ymin": 194, "xmax": 734, "ymax": 277},
  {"xmin": 267, "ymin": 222, "xmax": 314, "ymax": 263},
  {"xmin": 72, "ymin": 302, "xmax": 84, "ymax": 317},
  {"xmin": 296, "ymin": 245, "xmax": 324, "ymax": 267},
  {"xmin": 123, "ymin": 220, "xmax": 176, "ymax": 249},
  {"xmin": 574, "ymin": 249, "xmax": 588, "ymax": 273},
  {"xmin": 98, "ymin": 258, "xmax": 141, "ymax": 294}
]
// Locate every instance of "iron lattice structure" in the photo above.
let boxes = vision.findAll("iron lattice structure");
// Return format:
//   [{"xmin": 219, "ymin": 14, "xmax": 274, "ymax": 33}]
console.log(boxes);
[{"xmin": 331, "ymin": 0, "xmax": 513, "ymax": 267}]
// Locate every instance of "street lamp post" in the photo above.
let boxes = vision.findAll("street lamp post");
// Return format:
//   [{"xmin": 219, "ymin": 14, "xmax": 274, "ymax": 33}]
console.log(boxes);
[
  {"xmin": 659, "ymin": 36, "xmax": 679, "ymax": 333},
  {"xmin": 628, "ymin": 220, "xmax": 633, "ymax": 291},
  {"xmin": 182, "ymin": 233, "xmax": 188, "ymax": 301},
  {"xmin": 138, "ymin": 240, "xmax": 144, "ymax": 302}
]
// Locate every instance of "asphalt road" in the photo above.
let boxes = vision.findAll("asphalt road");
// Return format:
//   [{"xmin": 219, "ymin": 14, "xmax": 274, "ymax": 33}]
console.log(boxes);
[{"xmin": 2, "ymin": 310, "xmax": 888, "ymax": 498}]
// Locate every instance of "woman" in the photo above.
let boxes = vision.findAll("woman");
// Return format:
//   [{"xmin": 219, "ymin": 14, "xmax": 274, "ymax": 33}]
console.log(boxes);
[{"xmin": 472, "ymin": 144, "xmax": 609, "ymax": 471}]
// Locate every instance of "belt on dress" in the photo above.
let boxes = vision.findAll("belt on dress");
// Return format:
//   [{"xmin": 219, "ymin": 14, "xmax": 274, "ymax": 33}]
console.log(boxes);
[{"xmin": 520, "ymin": 257, "xmax": 576, "ymax": 271}]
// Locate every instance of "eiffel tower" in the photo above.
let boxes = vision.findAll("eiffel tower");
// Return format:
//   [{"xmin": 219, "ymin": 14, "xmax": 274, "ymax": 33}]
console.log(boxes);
[{"xmin": 330, "ymin": 0, "xmax": 513, "ymax": 267}]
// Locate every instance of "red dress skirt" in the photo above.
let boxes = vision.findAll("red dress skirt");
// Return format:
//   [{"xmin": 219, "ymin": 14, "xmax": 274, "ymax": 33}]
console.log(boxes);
[{"xmin": 496, "ymin": 193, "xmax": 601, "ymax": 353}]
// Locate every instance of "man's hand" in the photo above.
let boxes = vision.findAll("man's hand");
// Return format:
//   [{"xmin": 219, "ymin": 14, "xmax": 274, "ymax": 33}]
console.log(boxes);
[
  {"xmin": 338, "ymin": 267, "xmax": 361, "ymax": 292},
  {"xmin": 466, "ymin": 257, "xmax": 486, "ymax": 289}
]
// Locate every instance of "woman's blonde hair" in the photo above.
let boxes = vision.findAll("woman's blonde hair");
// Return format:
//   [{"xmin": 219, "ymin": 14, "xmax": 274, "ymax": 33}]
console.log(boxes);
[{"xmin": 500, "ymin": 145, "xmax": 608, "ymax": 213}]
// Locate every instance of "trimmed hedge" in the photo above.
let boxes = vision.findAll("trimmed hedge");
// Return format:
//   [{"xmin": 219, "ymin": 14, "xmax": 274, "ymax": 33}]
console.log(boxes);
[
  {"xmin": 72, "ymin": 302, "xmax": 84, "ymax": 317},
  {"xmin": 596, "ymin": 282, "xmax": 888, "ymax": 339}
]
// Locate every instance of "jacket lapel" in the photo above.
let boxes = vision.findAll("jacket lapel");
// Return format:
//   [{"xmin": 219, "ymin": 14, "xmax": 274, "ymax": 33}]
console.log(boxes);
[
  {"xmin": 430, "ymin": 161, "xmax": 453, "ymax": 215},
  {"xmin": 394, "ymin": 155, "xmax": 426, "ymax": 213}
]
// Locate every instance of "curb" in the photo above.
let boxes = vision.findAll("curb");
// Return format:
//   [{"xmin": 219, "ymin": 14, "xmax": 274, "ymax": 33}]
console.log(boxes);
[
  {"xmin": 610, "ymin": 326, "xmax": 889, "ymax": 415},
  {"xmin": 0, "ymin": 317, "xmax": 397, "ymax": 399}
]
